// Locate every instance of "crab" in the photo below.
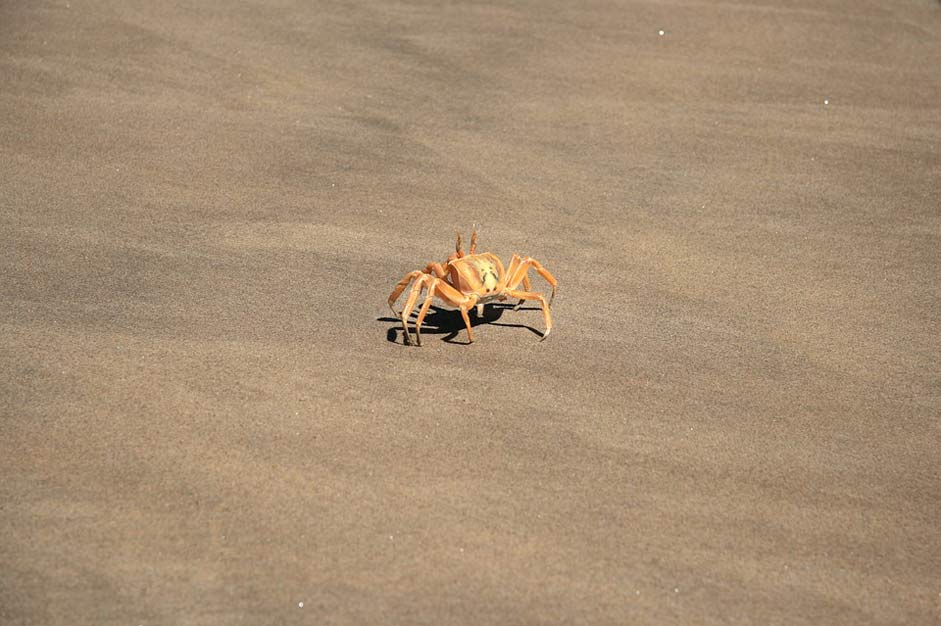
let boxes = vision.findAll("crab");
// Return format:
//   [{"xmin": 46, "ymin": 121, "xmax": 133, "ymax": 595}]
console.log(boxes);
[{"xmin": 388, "ymin": 229, "xmax": 558, "ymax": 346}]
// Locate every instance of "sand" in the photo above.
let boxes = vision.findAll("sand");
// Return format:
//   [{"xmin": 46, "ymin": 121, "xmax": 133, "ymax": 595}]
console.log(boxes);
[{"xmin": 2, "ymin": 0, "xmax": 940, "ymax": 624}]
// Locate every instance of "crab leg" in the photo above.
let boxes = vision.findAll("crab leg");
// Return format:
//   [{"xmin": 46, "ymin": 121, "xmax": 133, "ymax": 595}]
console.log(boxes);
[
  {"xmin": 506, "ymin": 256, "xmax": 558, "ymax": 306},
  {"xmin": 398, "ymin": 274, "xmax": 434, "ymax": 346},
  {"xmin": 501, "ymin": 254, "xmax": 527, "ymax": 309},
  {"xmin": 460, "ymin": 304, "xmax": 475, "ymax": 343},
  {"xmin": 410, "ymin": 277, "xmax": 478, "ymax": 345},
  {"xmin": 388, "ymin": 259, "xmax": 451, "ymax": 315},
  {"xmin": 503, "ymin": 255, "xmax": 520, "ymax": 308},
  {"xmin": 422, "ymin": 261, "xmax": 450, "ymax": 279},
  {"xmin": 413, "ymin": 280, "xmax": 438, "ymax": 347},
  {"xmin": 513, "ymin": 268, "xmax": 533, "ymax": 310},
  {"xmin": 402, "ymin": 274, "xmax": 477, "ymax": 346},
  {"xmin": 441, "ymin": 279, "xmax": 479, "ymax": 344},
  {"xmin": 388, "ymin": 270, "xmax": 423, "ymax": 315},
  {"xmin": 503, "ymin": 288, "xmax": 553, "ymax": 341}
]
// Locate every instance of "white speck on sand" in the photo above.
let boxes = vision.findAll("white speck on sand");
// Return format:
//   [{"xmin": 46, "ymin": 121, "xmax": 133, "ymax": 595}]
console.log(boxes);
[
  {"xmin": 658, "ymin": 30, "xmax": 665, "ymax": 36},
  {"xmin": 298, "ymin": 602, "xmax": 304, "ymax": 608}
]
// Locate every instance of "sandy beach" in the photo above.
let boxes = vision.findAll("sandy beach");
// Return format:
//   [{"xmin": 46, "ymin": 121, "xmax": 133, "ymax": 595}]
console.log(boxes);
[{"xmin": 2, "ymin": 0, "xmax": 940, "ymax": 623}]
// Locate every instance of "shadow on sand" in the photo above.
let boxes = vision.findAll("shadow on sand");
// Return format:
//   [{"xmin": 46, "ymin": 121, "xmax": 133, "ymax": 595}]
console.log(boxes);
[{"xmin": 379, "ymin": 303, "xmax": 543, "ymax": 345}]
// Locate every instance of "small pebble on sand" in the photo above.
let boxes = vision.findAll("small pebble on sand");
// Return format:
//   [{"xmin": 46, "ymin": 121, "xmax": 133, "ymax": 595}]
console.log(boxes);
[
  {"xmin": 298, "ymin": 602, "xmax": 304, "ymax": 608},
  {"xmin": 658, "ymin": 30, "xmax": 665, "ymax": 36}
]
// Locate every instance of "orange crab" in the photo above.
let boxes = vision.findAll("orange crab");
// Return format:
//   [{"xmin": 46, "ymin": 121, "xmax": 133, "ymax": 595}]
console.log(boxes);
[{"xmin": 388, "ymin": 229, "xmax": 557, "ymax": 346}]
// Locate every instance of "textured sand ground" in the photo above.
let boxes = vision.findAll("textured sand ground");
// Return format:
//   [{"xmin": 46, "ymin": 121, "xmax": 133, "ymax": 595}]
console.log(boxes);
[{"xmin": 2, "ymin": 1, "xmax": 940, "ymax": 624}]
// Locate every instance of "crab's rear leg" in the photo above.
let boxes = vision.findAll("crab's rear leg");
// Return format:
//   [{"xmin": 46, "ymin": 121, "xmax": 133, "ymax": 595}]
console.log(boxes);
[
  {"xmin": 503, "ymin": 288, "xmax": 553, "ymax": 341},
  {"xmin": 388, "ymin": 270, "xmax": 423, "ymax": 315},
  {"xmin": 413, "ymin": 282, "xmax": 437, "ymax": 347},
  {"xmin": 503, "ymin": 254, "xmax": 526, "ymax": 310},
  {"xmin": 389, "ymin": 262, "xmax": 450, "ymax": 315},
  {"xmin": 423, "ymin": 261, "xmax": 450, "ymax": 279},
  {"xmin": 512, "ymin": 274, "xmax": 533, "ymax": 310},
  {"xmin": 397, "ymin": 273, "xmax": 434, "ymax": 346},
  {"xmin": 413, "ymin": 278, "xmax": 478, "ymax": 345},
  {"xmin": 506, "ymin": 255, "xmax": 558, "ymax": 307}
]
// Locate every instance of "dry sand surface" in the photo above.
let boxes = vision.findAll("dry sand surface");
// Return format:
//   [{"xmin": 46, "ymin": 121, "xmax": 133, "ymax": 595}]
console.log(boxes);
[{"xmin": 2, "ymin": 0, "xmax": 940, "ymax": 624}]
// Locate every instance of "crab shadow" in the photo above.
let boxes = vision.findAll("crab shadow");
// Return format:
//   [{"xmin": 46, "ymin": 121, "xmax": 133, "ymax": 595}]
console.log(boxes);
[{"xmin": 379, "ymin": 303, "xmax": 543, "ymax": 345}]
